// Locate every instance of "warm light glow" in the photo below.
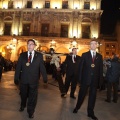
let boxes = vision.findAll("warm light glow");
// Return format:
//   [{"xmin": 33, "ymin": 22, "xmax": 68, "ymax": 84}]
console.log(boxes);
[
  {"xmin": 72, "ymin": 40, "xmax": 77, "ymax": 46},
  {"xmin": 51, "ymin": 1, "xmax": 61, "ymax": 9},
  {"xmin": 74, "ymin": 3, "xmax": 79, "ymax": 9},
  {"xmin": 13, "ymin": 29, "xmax": 18, "ymax": 36},
  {"xmin": 2, "ymin": 1, "xmax": 8, "ymax": 9},
  {"xmin": 12, "ymin": 38, "xmax": 17, "ymax": 43},
  {"xmin": 50, "ymin": 40, "xmax": 56, "ymax": 48},
  {"xmin": 73, "ymin": 31, "xmax": 77, "ymax": 38},
  {"xmin": 92, "ymin": 33, "xmax": 98, "ymax": 39},
  {"xmin": 90, "ymin": 4, "xmax": 96, "ymax": 10},
  {"xmin": 7, "ymin": 43, "xmax": 16, "ymax": 50},
  {"xmin": 14, "ymin": 1, "xmax": 23, "ymax": 8}
]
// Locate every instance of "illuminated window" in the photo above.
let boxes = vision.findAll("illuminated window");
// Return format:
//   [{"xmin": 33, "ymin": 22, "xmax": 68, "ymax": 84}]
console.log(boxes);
[
  {"xmin": 4, "ymin": 24, "xmax": 11, "ymax": 35},
  {"xmin": 82, "ymin": 25, "xmax": 90, "ymax": 38},
  {"xmin": 62, "ymin": 1, "xmax": 68, "ymax": 9},
  {"xmin": 8, "ymin": 0, "xmax": 13, "ymax": 9},
  {"xmin": 45, "ymin": 1, "xmax": 50, "ymax": 8},
  {"xmin": 26, "ymin": 1, "xmax": 32, "ymax": 8},
  {"xmin": 23, "ymin": 24, "xmax": 30, "ymax": 36},
  {"xmin": 60, "ymin": 25, "xmax": 68, "ymax": 37},
  {"xmin": 84, "ymin": 2, "xmax": 90, "ymax": 9},
  {"xmin": 41, "ymin": 24, "xmax": 49, "ymax": 37}
]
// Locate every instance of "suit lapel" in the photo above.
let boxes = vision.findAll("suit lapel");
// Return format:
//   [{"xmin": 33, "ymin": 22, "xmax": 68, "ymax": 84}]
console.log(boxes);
[
  {"xmin": 88, "ymin": 51, "xmax": 93, "ymax": 63},
  {"xmin": 25, "ymin": 52, "xmax": 28, "ymax": 62},
  {"xmin": 31, "ymin": 51, "xmax": 38, "ymax": 63},
  {"xmin": 94, "ymin": 53, "xmax": 99, "ymax": 63}
]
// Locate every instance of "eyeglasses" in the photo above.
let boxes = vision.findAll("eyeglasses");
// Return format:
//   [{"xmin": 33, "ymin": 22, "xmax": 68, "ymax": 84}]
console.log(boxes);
[{"xmin": 27, "ymin": 44, "xmax": 35, "ymax": 46}]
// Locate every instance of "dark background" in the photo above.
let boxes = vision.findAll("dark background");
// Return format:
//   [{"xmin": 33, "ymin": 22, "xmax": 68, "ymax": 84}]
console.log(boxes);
[{"xmin": 101, "ymin": 0, "xmax": 120, "ymax": 35}]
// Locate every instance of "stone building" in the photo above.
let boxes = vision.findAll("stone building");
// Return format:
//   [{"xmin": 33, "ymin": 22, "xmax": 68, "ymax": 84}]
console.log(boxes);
[{"xmin": 0, "ymin": 0, "xmax": 118, "ymax": 61}]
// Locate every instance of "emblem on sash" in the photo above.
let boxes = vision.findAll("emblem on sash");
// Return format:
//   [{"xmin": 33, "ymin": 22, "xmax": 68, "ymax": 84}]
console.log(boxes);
[
  {"xmin": 91, "ymin": 64, "xmax": 95, "ymax": 68},
  {"xmin": 26, "ymin": 62, "xmax": 30, "ymax": 66}
]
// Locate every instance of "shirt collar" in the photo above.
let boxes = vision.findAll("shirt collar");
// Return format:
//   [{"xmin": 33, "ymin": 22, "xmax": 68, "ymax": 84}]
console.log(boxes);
[
  {"xmin": 90, "ymin": 50, "xmax": 96, "ymax": 54},
  {"xmin": 28, "ymin": 50, "xmax": 34, "ymax": 55}
]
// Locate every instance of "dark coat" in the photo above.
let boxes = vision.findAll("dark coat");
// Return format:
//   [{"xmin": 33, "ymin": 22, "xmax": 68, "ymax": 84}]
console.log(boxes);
[
  {"xmin": 0, "ymin": 55, "xmax": 5, "ymax": 68},
  {"xmin": 14, "ymin": 51, "xmax": 47, "ymax": 84},
  {"xmin": 64, "ymin": 54, "xmax": 81, "ymax": 79},
  {"xmin": 79, "ymin": 51, "xmax": 103, "ymax": 87},
  {"xmin": 106, "ymin": 58, "xmax": 120, "ymax": 83}
]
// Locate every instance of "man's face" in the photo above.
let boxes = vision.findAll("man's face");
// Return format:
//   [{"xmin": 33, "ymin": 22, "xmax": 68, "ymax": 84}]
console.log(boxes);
[
  {"xmin": 27, "ymin": 41, "xmax": 35, "ymax": 52},
  {"xmin": 90, "ymin": 41, "xmax": 97, "ymax": 51},
  {"xmin": 72, "ymin": 48, "xmax": 77, "ymax": 55}
]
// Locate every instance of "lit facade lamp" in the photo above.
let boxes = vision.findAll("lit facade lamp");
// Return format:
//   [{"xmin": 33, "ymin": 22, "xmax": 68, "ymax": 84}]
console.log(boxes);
[
  {"xmin": 50, "ymin": 40, "xmax": 56, "ymax": 48},
  {"xmin": 69, "ymin": 36, "xmax": 78, "ymax": 50},
  {"xmin": 6, "ymin": 43, "xmax": 15, "ymax": 50}
]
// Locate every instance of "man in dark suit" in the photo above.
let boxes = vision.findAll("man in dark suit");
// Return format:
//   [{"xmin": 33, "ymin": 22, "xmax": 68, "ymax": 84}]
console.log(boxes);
[
  {"xmin": 64, "ymin": 48, "xmax": 81, "ymax": 99},
  {"xmin": 14, "ymin": 39, "xmax": 47, "ymax": 118},
  {"xmin": 73, "ymin": 40, "xmax": 103, "ymax": 120}
]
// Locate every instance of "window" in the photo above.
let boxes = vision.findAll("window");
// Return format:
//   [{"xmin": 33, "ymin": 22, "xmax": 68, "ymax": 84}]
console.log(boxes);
[
  {"xmin": 27, "ymin": 1, "xmax": 32, "ymax": 8},
  {"xmin": 60, "ymin": 25, "xmax": 68, "ymax": 37},
  {"xmin": 41, "ymin": 24, "xmax": 49, "ymax": 37},
  {"xmin": 4, "ymin": 24, "xmax": 11, "ymax": 35},
  {"xmin": 84, "ymin": 2, "xmax": 90, "ymax": 9},
  {"xmin": 8, "ymin": 0, "xmax": 13, "ymax": 9},
  {"xmin": 23, "ymin": 24, "xmax": 30, "ymax": 36},
  {"xmin": 62, "ymin": 1, "xmax": 68, "ymax": 9},
  {"xmin": 82, "ymin": 25, "xmax": 90, "ymax": 38},
  {"xmin": 105, "ymin": 43, "xmax": 117, "ymax": 57},
  {"xmin": 45, "ymin": 1, "xmax": 50, "ymax": 8}
]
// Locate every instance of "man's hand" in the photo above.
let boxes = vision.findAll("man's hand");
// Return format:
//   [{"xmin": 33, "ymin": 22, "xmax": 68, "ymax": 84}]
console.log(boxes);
[{"xmin": 14, "ymin": 79, "xmax": 19, "ymax": 85}]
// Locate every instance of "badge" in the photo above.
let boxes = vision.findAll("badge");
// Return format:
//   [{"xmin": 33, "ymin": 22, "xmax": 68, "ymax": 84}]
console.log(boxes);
[
  {"xmin": 26, "ymin": 62, "xmax": 30, "ymax": 66},
  {"xmin": 91, "ymin": 64, "xmax": 95, "ymax": 68}
]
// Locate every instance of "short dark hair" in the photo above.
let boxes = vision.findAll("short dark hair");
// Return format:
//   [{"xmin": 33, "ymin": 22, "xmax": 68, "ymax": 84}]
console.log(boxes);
[
  {"xmin": 72, "ymin": 48, "xmax": 77, "ymax": 51},
  {"xmin": 27, "ymin": 39, "xmax": 36, "ymax": 45},
  {"xmin": 90, "ymin": 39, "xmax": 98, "ymax": 43}
]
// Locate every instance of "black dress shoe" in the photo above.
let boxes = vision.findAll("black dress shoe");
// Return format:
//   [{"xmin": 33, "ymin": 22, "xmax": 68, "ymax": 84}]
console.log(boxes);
[
  {"xmin": 73, "ymin": 108, "xmax": 78, "ymax": 113},
  {"xmin": 88, "ymin": 115, "xmax": 98, "ymax": 120},
  {"xmin": 112, "ymin": 100, "xmax": 117, "ymax": 103},
  {"xmin": 29, "ymin": 114, "xmax": 34, "ymax": 118},
  {"xmin": 19, "ymin": 106, "xmax": 24, "ymax": 112},
  {"xmin": 61, "ymin": 93, "xmax": 66, "ymax": 98},
  {"xmin": 105, "ymin": 99, "xmax": 111, "ymax": 103},
  {"xmin": 70, "ymin": 96, "xmax": 76, "ymax": 99}
]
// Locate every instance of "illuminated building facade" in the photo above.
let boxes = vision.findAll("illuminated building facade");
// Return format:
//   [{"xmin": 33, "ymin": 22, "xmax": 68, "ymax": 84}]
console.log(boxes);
[{"xmin": 0, "ymin": 0, "xmax": 118, "ymax": 61}]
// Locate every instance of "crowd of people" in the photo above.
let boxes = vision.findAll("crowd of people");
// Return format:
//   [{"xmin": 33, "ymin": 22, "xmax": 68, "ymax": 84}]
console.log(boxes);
[{"xmin": 0, "ymin": 39, "xmax": 120, "ymax": 120}]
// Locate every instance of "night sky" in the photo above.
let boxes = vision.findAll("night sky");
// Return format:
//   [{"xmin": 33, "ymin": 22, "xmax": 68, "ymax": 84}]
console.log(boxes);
[{"xmin": 100, "ymin": 0, "xmax": 120, "ymax": 35}]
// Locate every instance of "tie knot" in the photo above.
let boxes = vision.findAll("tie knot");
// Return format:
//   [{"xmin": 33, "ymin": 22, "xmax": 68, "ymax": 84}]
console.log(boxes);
[{"xmin": 29, "ymin": 52, "xmax": 32, "ymax": 55}]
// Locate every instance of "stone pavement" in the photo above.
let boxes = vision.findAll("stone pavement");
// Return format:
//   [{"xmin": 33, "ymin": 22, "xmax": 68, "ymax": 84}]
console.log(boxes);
[{"xmin": 0, "ymin": 71, "xmax": 120, "ymax": 120}]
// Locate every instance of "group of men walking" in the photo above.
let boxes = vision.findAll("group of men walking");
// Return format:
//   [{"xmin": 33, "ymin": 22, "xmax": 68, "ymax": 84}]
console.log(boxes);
[{"xmin": 14, "ymin": 39, "xmax": 118, "ymax": 120}]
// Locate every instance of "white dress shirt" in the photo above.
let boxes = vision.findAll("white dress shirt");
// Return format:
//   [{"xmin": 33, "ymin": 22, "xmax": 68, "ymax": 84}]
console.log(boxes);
[
  {"xmin": 28, "ymin": 51, "xmax": 35, "ymax": 63},
  {"xmin": 90, "ymin": 50, "xmax": 96, "ymax": 58},
  {"xmin": 72, "ymin": 54, "xmax": 76, "ymax": 63}
]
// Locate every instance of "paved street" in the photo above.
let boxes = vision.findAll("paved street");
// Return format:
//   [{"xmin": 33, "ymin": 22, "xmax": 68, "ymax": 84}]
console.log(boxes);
[{"xmin": 0, "ymin": 71, "xmax": 120, "ymax": 120}]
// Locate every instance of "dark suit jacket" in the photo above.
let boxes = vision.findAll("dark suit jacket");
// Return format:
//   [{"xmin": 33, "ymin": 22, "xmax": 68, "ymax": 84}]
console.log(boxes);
[
  {"xmin": 64, "ymin": 54, "xmax": 81, "ymax": 78},
  {"xmin": 106, "ymin": 59, "xmax": 120, "ymax": 83},
  {"xmin": 79, "ymin": 51, "xmax": 103, "ymax": 87},
  {"xmin": 14, "ymin": 51, "xmax": 47, "ymax": 84},
  {"xmin": 0, "ymin": 55, "xmax": 5, "ymax": 68}
]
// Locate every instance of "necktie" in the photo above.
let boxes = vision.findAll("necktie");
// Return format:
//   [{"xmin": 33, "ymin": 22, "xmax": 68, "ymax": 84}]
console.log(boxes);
[
  {"xmin": 28, "ymin": 52, "xmax": 32, "ymax": 63},
  {"xmin": 92, "ymin": 52, "xmax": 96, "ymax": 62},
  {"xmin": 74, "ymin": 55, "xmax": 76, "ymax": 63}
]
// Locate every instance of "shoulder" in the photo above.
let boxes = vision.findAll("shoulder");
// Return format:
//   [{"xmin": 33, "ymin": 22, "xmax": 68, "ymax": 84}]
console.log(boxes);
[
  {"xmin": 35, "ymin": 51, "xmax": 43, "ymax": 57},
  {"xmin": 20, "ymin": 52, "xmax": 27, "ymax": 56},
  {"xmin": 96, "ymin": 53, "xmax": 102, "ymax": 58},
  {"xmin": 82, "ymin": 51, "xmax": 90, "ymax": 56}
]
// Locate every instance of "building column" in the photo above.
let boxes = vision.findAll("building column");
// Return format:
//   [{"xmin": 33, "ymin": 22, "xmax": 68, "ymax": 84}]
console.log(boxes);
[{"xmin": 0, "ymin": 13, "xmax": 4, "ymax": 35}]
